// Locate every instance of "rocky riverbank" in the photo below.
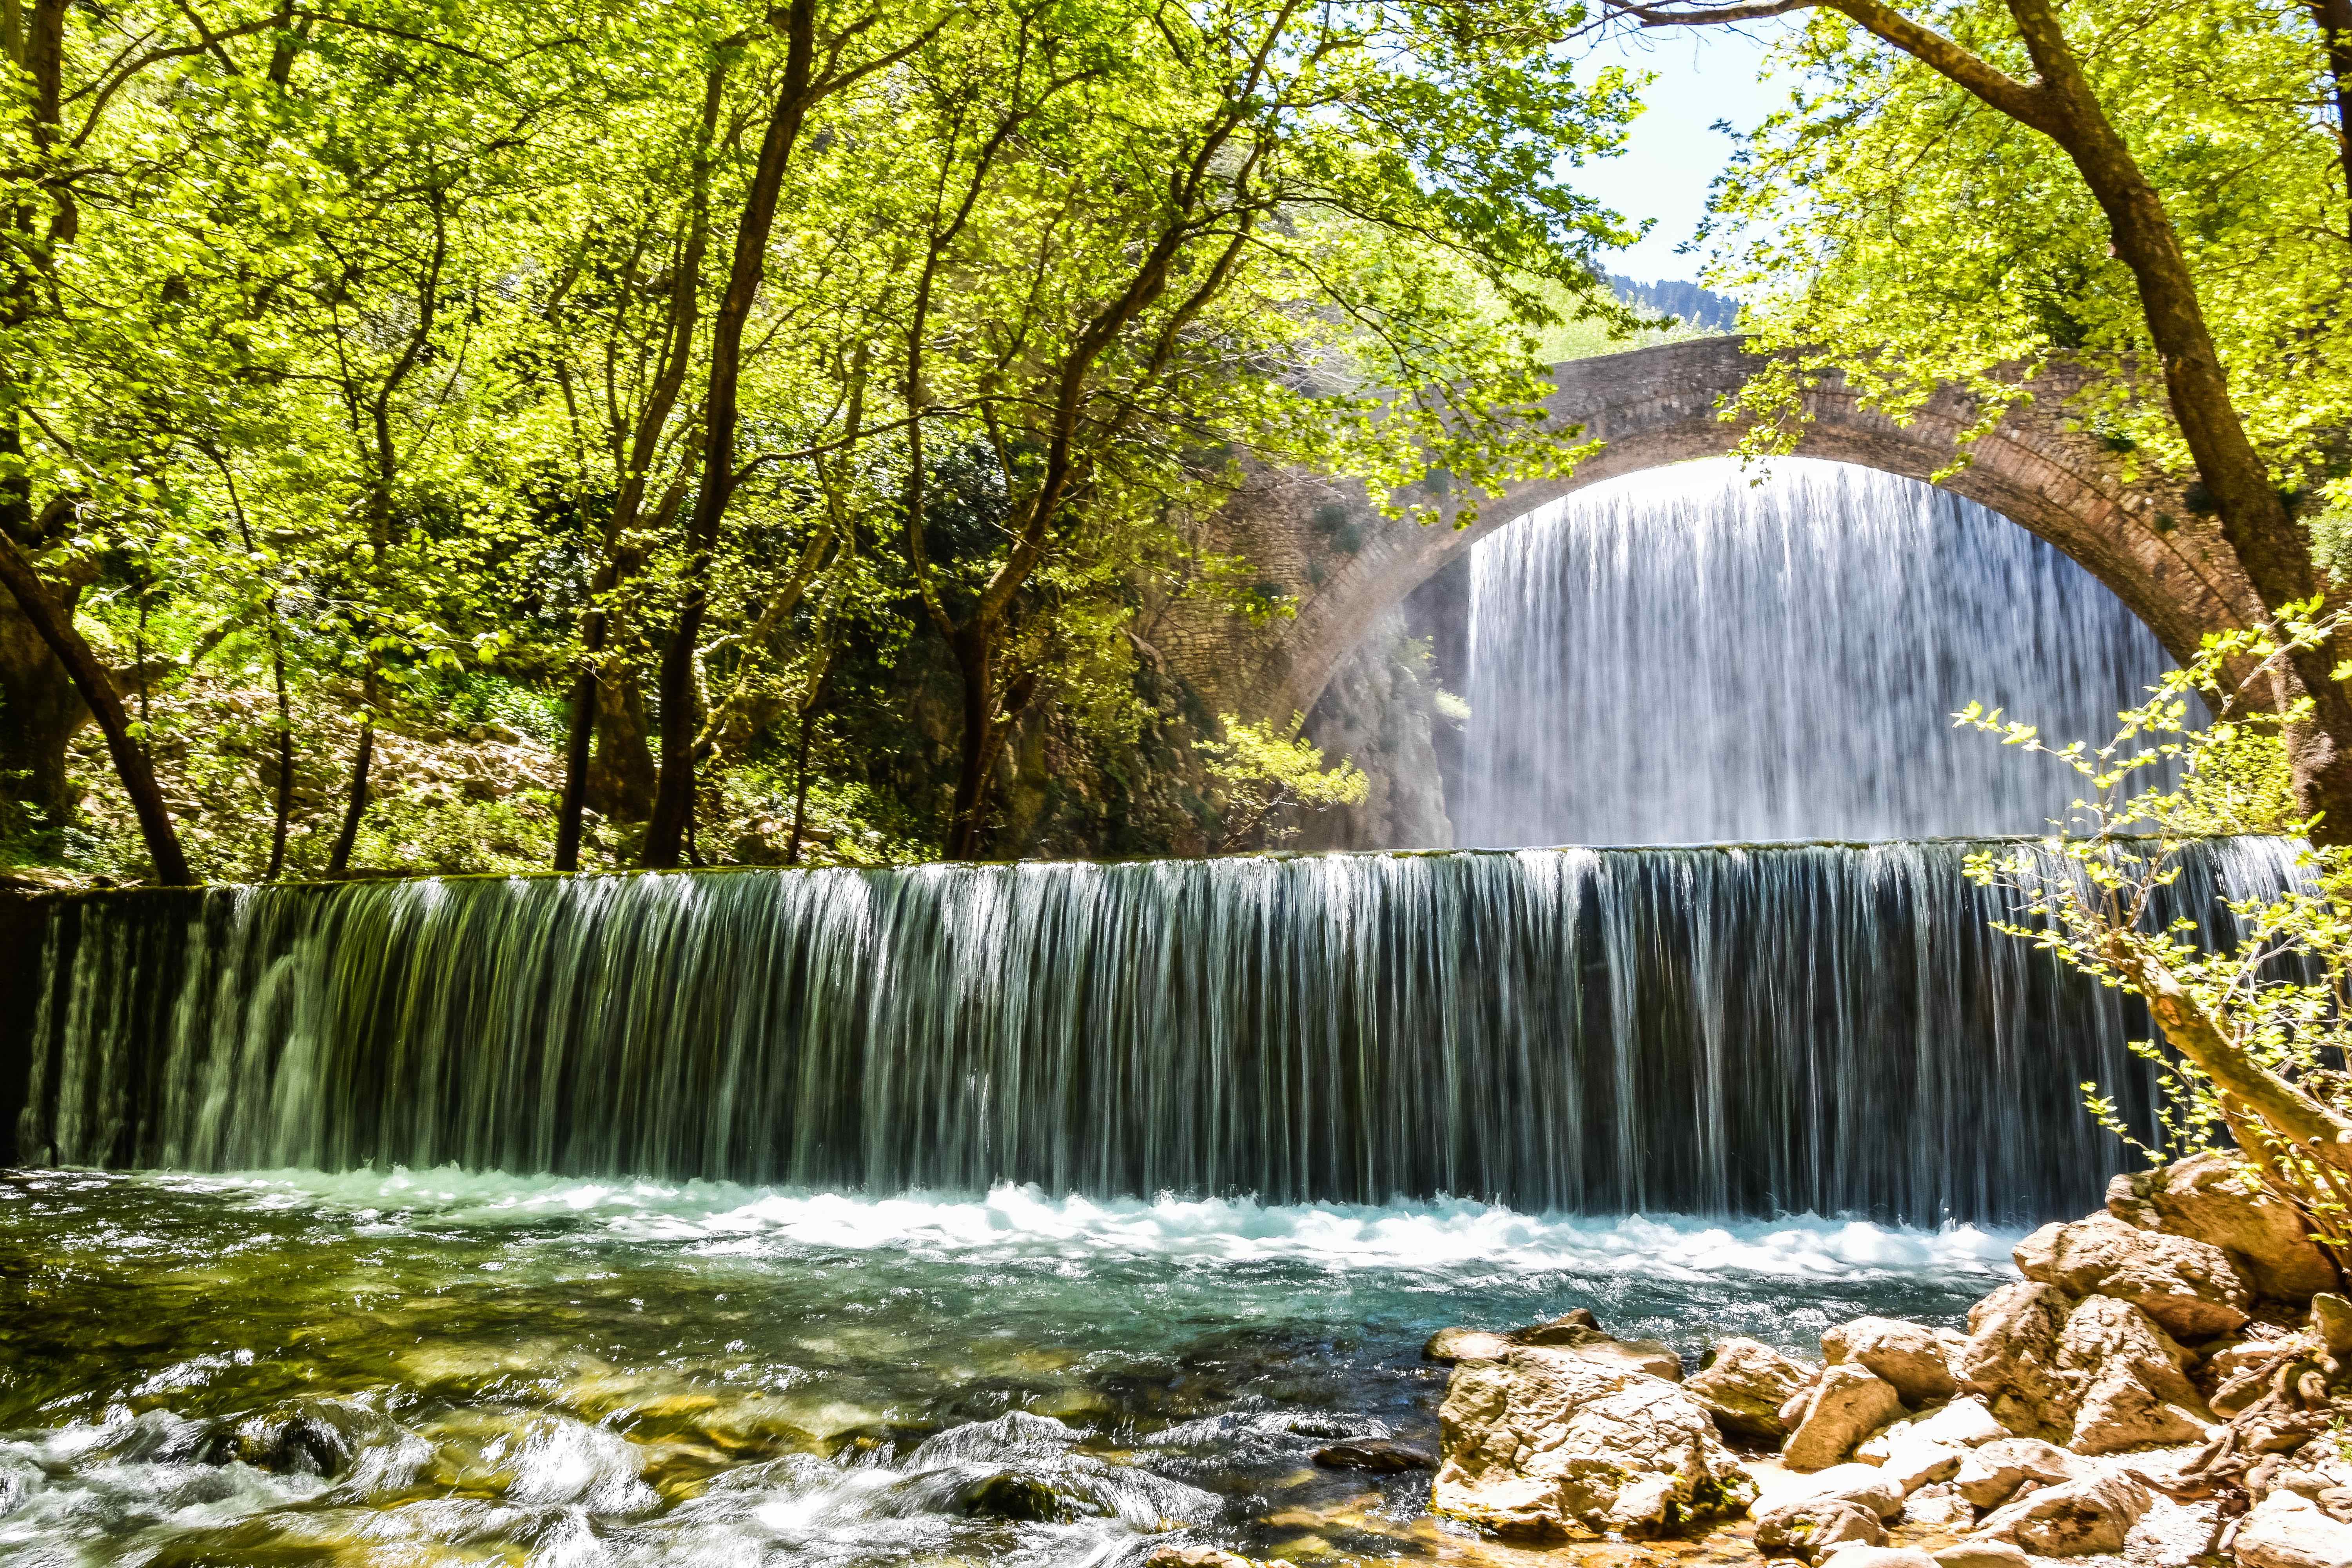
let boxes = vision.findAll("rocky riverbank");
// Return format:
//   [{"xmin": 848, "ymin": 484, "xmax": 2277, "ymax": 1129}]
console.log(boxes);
[{"xmin": 1181, "ymin": 1154, "xmax": 2352, "ymax": 1568}]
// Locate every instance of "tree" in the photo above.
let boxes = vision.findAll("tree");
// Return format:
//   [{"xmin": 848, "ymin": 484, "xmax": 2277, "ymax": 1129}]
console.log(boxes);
[
  {"xmin": 1195, "ymin": 712, "xmax": 1368, "ymax": 851},
  {"xmin": 1611, "ymin": 0, "xmax": 2352, "ymax": 838},
  {"xmin": 886, "ymin": 0, "xmax": 1642, "ymax": 857},
  {"xmin": 1960, "ymin": 610, "xmax": 2352, "ymax": 1249}
]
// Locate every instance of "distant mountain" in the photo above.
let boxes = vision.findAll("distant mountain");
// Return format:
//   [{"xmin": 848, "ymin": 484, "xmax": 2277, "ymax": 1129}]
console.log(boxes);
[{"xmin": 1606, "ymin": 274, "xmax": 1740, "ymax": 333}]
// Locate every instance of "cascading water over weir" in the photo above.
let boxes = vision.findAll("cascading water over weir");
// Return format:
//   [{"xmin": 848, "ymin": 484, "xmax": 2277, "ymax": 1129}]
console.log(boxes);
[{"xmin": 11, "ymin": 836, "xmax": 2300, "ymax": 1228}]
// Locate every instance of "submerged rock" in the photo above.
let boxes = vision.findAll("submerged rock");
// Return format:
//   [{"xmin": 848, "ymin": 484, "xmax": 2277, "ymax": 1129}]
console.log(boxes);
[
  {"xmin": 952, "ymin": 1470, "xmax": 1108, "ymax": 1522},
  {"xmin": 1824, "ymin": 1318, "xmax": 1958, "ymax": 1407},
  {"xmin": 1784, "ymin": 1363, "xmax": 1904, "ymax": 1471},
  {"xmin": 1432, "ymin": 1345, "xmax": 1755, "ymax": 1539},
  {"xmin": 1689, "ymin": 1338, "xmax": 1817, "ymax": 1440},
  {"xmin": 2015, "ymin": 1213, "xmax": 2251, "ymax": 1341},
  {"xmin": 1312, "ymin": 1438, "xmax": 1434, "ymax": 1473},
  {"xmin": 2109, "ymin": 1154, "xmax": 2337, "ymax": 1303}
]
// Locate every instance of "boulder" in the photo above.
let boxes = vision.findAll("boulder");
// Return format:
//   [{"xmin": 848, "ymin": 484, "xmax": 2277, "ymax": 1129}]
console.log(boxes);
[
  {"xmin": 1825, "ymin": 1318, "xmax": 1960, "ymax": 1406},
  {"xmin": 1425, "ymin": 1327, "xmax": 1515, "ymax": 1365},
  {"xmin": 1860, "ymin": 1397, "xmax": 2007, "ymax": 1456},
  {"xmin": 2016, "ymin": 1213, "xmax": 2252, "ymax": 1341},
  {"xmin": 1755, "ymin": 1497, "xmax": 1887, "ymax": 1559},
  {"xmin": 1689, "ymin": 1338, "xmax": 1818, "ymax": 1441},
  {"xmin": 1905, "ymin": 1483, "xmax": 1976, "ymax": 1530},
  {"xmin": 1781, "ymin": 1462, "xmax": 1906, "ymax": 1518},
  {"xmin": 1970, "ymin": 1472, "xmax": 2151, "ymax": 1557},
  {"xmin": 2236, "ymin": 1490, "xmax": 2352, "ymax": 1568},
  {"xmin": 1952, "ymin": 1437, "xmax": 2087, "ymax": 1510},
  {"xmin": 1785, "ymin": 1364, "xmax": 1906, "ymax": 1472},
  {"xmin": 2056, "ymin": 1293, "xmax": 2213, "ymax": 1454},
  {"xmin": 1958, "ymin": 1281, "xmax": 2080, "ymax": 1440},
  {"xmin": 1872, "ymin": 1438, "xmax": 1963, "ymax": 1493},
  {"xmin": 1431, "ymin": 1346, "xmax": 1757, "ymax": 1539},
  {"xmin": 1932, "ymin": 1544, "xmax": 2029, "ymax": 1568},
  {"xmin": 2109, "ymin": 1154, "xmax": 2337, "ymax": 1302},
  {"xmin": 2314, "ymin": 1295, "xmax": 2352, "ymax": 1357},
  {"xmin": 1818, "ymin": 1550, "xmax": 1938, "ymax": 1568},
  {"xmin": 1514, "ymin": 1321, "xmax": 1682, "ymax": 1380}
]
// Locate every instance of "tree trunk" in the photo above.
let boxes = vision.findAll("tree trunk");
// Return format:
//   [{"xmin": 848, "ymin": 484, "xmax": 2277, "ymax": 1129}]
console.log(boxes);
[
  {"xmin": 1996, "ymin": 0, "xmax": 2352, "ymax": 839},
  {"xmin": 266, "ymin": 642, "xmax": 294, "ymax": 880},
  {"xmin": 0, "ymin": 534, "xmax": 191, "ymax": 884},
  {"xmin": 325, "ymin": 712, "xmax": 374, "ymax": 877},
  {"xmin": 0, "ymin": 590, "xmax": 89, "ymax": 832},
  {"xmin": 589, "ymin": 665, "xmax": 659, "ymax": 822},
  {"xmin": 946, "ymin": 621, "xmax": 994, "ymax": 860}
]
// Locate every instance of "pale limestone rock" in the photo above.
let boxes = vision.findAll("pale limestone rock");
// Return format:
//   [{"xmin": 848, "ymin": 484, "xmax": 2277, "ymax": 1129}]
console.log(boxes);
[
  {"xmin": 1825, "ymin": 1318, "xmax": 1960, "ymax": 1406},
  {"xmin": 1931, "ymin": 1543, "xmax": 2029, "ymax": 1568},
  {"xmin": 1424, "ymin": 1327, "xmax": 1514, "ymax": 1364},
  {"xmin": 1904, "ymin": 1483, "xmax": 1976, "ymax": 1530},
  {"xmin": 1969, "ymin": 1472, "xmax": 2151, "ymax": 1556},
  {"xmin": 1952, "ymin": 1437, "xmax": 2087, "ymax": 1510},
  {"xmin": 1431, "ymin": 1346, "xmax": 1755, "ymax": 1539},
  {"xmin": 2236, "ymin": 1490, "xmax": 2352, "ymax": 1568},
  {"xmin": 1689, "ymin": 1338, "xmax": 1817, "ymax": 1441},
  {"xmin": 1779, "ymin": 1462, "xmax": 1906, "ymax": 1519},
  {"xmin": 1958, "ymin": 1281, "xmax": 2080, "ymax": 1440},
  {"xmin": 1785, "ymin": 1364, "xmax": 1905, "ymax": 1472},
  {"xmin": 2056, "ymin": 1293, "xmax": 2212, "ymax": 1455},
  {"xmin": 1872, "ymin": 1438, "xmax": 1962, "ymax": 1493},
  {"xmin": 1755, "ymin": 1497, "xmax": 1886, "ymax": 1559},
  {"xmin": 2110, "ymin": 1154, "xmax": 2337, "ymax": 1302},
  {"xmin": 1816, "ymin": 1549, "xmax": 1936, "ymax": 1568},
  {"xmin": 1860, "ymin": 1397, "xmax": 2007, "ymax": 1455},
  {"xmin": 2314, "ymin": 1295, "xmax": 2352, "ymax": 1357},
  {"xmin": 2015, "ymin": 1213, "xmax": 2251, "ymax": 1341}
]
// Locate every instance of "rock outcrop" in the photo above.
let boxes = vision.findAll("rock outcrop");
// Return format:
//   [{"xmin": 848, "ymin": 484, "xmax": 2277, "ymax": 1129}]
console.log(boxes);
[
  {"xmin": 1432, "ymin": 1345, "xmax": 1756, "ymax": 1539},
  {"xmin": 1689, "ymin": 1338, "xmax": 1817, "ymax": 1441},
  {"xmin": 2057, "ymin": 1293, "xmax": 2212, "ymax": 1453},
  {"xmin": 1956, "ymin": 1278, "xmax": 2216, "ymax": 1452},
  {"xmin": 2014, "ymin": 1213, "xmax": 2252, "ymax": 1340},
  {"xmin": 2109, "ymin": 1154, "xmax": 2337, "ymax": 1303}
]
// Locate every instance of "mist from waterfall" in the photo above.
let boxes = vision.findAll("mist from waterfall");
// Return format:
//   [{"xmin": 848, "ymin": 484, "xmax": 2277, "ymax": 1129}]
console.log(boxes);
[{"xmin": 1457, "ymin": 457, "xmax": 2180, "ymax": 847}]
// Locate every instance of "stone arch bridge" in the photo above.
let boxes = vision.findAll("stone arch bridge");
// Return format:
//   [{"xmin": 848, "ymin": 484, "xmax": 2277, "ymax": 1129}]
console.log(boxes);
[{"xmin": 1149, "ymin": 336, "xmax": 2258, "ymax": 729}]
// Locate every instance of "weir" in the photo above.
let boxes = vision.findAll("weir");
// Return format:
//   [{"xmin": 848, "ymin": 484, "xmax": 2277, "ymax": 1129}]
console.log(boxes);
[{"xmin": 13, "ymin": 836, "xmax": 2300, "ymax": 1228}]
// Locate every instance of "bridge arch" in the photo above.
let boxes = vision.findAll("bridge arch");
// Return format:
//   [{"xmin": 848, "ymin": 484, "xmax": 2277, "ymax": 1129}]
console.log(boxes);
[{"xmin": 1163, "ymin": 337, "xmax": 2260, "ymax": 725}]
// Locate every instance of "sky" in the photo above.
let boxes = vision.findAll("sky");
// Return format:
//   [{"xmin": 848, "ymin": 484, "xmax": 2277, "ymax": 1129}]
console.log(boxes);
[{"xmin": 1570, "ymin": 21, "xmax": 1799, "ymax": 283}]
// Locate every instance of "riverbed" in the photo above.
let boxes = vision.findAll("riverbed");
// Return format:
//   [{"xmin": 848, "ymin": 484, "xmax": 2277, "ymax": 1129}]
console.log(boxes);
[{"xmin": 0, "ymin": 1168, "xmax": 2018, "ymax": 1565}]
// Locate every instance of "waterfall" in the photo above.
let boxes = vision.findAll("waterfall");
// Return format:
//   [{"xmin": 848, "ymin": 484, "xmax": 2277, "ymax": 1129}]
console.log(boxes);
[
  {"xmin": 1458, "ymin": 458, "xmax": 2180, "ymax": 847},
  {"xmin": 15, "ymin": 838, "xmax": 2296, "ymax": 1227}
]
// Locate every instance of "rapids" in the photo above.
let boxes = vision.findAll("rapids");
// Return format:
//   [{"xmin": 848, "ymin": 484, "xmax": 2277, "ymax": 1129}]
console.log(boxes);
[{"xmin": 0, "ymin": 1168, "xmax": 2016, "ymax": 1565}]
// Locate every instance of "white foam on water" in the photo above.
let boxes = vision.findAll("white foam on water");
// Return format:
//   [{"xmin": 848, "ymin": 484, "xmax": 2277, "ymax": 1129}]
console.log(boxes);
[{"xmin": 133, "ymin": 1166, "xmax": 2023, "ymax": 1283}]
